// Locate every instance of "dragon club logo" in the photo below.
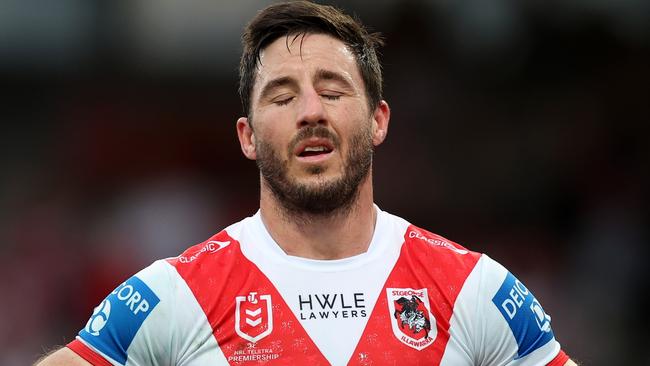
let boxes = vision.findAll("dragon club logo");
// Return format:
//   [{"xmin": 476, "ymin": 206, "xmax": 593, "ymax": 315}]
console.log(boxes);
[
  {"xmin": 386, "ymin": 288, "xmax": 436, "ymax": 350},
  {"xmin": 235, "ymin": 292, "xmax": 273, "ymax": 343}
]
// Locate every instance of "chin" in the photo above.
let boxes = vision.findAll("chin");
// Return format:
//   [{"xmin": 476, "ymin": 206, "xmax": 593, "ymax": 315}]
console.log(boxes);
[
  {"xmin": 295, "ymin": 178, "xmax": 331, "ymax": 192},
  {"xmin": 299, "ymin": 170, "xmax": 342, "ymax": 185}
]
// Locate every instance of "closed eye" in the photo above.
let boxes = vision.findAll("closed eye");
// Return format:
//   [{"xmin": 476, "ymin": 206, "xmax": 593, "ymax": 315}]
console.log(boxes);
[
  {"xmin": 274, "ymin": 96, "xmax": 294, "ymax": 106},
  {"xmin": 321, "ymin": 94, "xmax": 341, "ymax": 101}
]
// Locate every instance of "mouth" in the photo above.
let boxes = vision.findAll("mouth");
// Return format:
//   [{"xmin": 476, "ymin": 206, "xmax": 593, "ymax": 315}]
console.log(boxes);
[{"xmin": 295, "ymin": 139, "xmax": 335, "ymax": 161}]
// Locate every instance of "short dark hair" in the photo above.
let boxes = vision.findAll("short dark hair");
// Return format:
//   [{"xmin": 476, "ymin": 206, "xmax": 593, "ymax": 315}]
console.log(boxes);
[{"xmin": 239, "ymin": 0, "xmax": 384, "ymax": 117}]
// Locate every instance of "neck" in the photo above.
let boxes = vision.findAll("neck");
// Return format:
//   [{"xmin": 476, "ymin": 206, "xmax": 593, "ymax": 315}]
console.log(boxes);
[{"xmin": 259, "ymin": 174, "xmax": 377, "ymax": 260}]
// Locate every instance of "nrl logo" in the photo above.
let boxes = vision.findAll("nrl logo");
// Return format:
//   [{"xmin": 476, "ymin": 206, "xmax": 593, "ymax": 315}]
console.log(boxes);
[
  {"xmin": 235, "ymin": 292, "xmax": 273, "ymax": 343},
  {"xmin": 386, "ymin": 288, "xmax": 436, "ymax": 350}
]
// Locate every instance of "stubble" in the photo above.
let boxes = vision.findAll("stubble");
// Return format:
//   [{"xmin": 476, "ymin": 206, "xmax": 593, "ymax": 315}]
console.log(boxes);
[{"xmin": 256, "ymin": 124, "xmax": 374, "ymax": 220}]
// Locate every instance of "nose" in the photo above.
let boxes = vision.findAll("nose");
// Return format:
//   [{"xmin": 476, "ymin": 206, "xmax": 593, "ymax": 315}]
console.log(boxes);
[{"xmin": 296, "ymin": 88, "xmax": 327, "ymax": 128}]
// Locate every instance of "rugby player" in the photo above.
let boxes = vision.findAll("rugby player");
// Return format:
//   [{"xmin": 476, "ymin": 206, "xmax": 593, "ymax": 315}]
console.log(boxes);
[{"xmin": 37, "ymin": 1, "xmax": 577, "ymax": 365}]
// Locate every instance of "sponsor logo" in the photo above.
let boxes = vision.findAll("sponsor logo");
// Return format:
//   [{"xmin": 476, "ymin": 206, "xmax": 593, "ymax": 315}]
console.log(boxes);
[
  {"xmin": 297, "ymin": 292, "xmax": 367, "ymax": 320},
  {"xmin": 408, "ymin": 231, "xmax": 468, "ymax": 255},
  {"xmin": 531, "ymin": 298, "xmax": 552, "ymax": 332},
  {"xmin": 85, "ymin": 299, "xmax": 111, "ymax": 336},
  {"xmin": 227, "ymin": 343, "xmax": 281, "ymax": 363},
  {"xmin": 492, "ymin": 272, "xmax": 554, "ymax": 359},
  {"xmin": 235, "ymin": 292, "xmax": 273, "ymax": 343},
  {"xmin": 79, "ymin": 276, "xmax": 160, "ymax": 365},
  {"xmin": 386, "ymin": 288, "xmax": 436, "ymax": 350},
  {"xmin": 178, "ymin": 240, "xmax": 230, "ymax": 263}
]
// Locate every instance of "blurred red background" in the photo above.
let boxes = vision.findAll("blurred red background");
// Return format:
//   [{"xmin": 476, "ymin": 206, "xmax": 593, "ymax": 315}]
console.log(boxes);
[{"xmin": 0, "ymin": 1, "xmax": 648, "ymax": 365}]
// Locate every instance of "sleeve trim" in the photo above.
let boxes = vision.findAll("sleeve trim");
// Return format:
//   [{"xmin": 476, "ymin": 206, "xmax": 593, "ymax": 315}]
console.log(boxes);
[
  {"xmin": 67, "ymin": 339, "xmax": 114, "ymax": 366},
  {"xmin": 546, "ymin": 349, "xmax": 570, "ymax": 366}
]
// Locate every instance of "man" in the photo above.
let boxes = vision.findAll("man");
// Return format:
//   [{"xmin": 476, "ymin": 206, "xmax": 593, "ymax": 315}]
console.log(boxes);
[{"xmin": 38, "ymin": 1, "xmax": 577, "ymax": 365}]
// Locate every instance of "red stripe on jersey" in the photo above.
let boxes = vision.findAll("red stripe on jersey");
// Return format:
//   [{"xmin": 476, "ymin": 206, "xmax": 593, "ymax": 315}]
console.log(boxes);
[
  {"xmin": 167, "ymin": 231, "xmax": 330, "ymax": 365},
  {"xmin": 349, "ymin": 225, "xmax": 481, "ymax": 365},
  {"xmin": 67, "ymin": 339, "xmax": 113, "ymax": 366},
  {"xmin": 546, "ymin": 350, "xmax": 570, "ymax": 366}
]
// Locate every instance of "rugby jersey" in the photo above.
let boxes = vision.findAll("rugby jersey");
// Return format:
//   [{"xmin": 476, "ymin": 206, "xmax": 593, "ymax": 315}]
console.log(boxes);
[{"xmin": 68, "ymin": 207, "xmax": 569, "ymax": 365}]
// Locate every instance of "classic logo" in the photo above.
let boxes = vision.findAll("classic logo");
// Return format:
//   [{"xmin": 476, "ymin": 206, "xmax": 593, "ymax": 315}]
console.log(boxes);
[
  {"xmin": 84, "ymin": 299, "xmax": 111, "ymax": 336},
  {"xmin": 235, "ymin": 292, "xmax": 273, "ymax": 343},
  {"xmin": 178, "ymin": 240, "xmax": 230, "ymax": 263},
  {"xmin": 386, "ymin": 288, "xmax": 436, "ymax": 350},
  {"xmin": 408, "ymin": 230, "xmax": 468, "ymax": 255}
]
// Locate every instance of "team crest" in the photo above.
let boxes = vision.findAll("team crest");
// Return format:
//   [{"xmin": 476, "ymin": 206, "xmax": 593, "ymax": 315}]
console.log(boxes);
[
  {"xmin": 386, "ymin": 288, "xmax": 436, "ymax": 350},
  {"xmin": 235, "ymin": 292, "xmax": 273, "ymax": 343}
]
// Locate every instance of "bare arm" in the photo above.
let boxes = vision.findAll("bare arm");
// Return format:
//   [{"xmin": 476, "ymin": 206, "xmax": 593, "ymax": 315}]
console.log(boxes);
[
  {"xmin": 564, "ymin": 360, "xmax": 579, "ymax": 366},
  {"xmin": 34, "ymin": 347, "xmax": 91, "ymax": 366}
]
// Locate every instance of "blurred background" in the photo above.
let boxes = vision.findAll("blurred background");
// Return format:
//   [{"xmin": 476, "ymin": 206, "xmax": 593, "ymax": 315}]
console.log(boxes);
[{"xmin": 1, "ymin": 0, "xmax": 648, "ymax": 364}]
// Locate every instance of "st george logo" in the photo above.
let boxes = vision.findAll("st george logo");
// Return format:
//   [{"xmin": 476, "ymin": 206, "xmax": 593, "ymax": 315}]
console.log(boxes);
[
  {"xmin": 85, "ymin": 299, "xmax": 111, "ymax": 336},
  {"xmin": 386, "ymin": 288, "xmax": 436, "ymax": 350},
  {"xmin": 235, "ymin": 292, "xmax": 273, "ymax": 343}
]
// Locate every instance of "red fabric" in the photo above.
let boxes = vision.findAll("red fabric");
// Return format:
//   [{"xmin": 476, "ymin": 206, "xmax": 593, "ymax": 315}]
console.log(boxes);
[
  {"xmin": 67, "ymin": 339, "xmax": 113, "ymax": 366},
  {"xmin": 349, "ymin": 225, "xmax": 481, "ymax": 365},
  {"xmin": 168, "ymin": 232, "xmax": 330, "ymax": 364},
  {"xmin": 547, "ymin": 350, "xmax": 570, "ymax": 366},
  {"xmin": 168, "ymin": 225, "xmax": 482, "ymax": 365}
]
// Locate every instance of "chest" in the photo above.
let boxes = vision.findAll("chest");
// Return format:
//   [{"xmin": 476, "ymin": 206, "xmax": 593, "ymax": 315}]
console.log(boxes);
[{"xmin": 175, "ymin": 241, "xmax": 479, "ymax": 365}]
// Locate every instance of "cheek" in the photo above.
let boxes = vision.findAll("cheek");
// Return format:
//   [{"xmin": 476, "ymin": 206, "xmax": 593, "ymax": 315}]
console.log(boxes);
[
  {"xmin": 252, "ymin": 112, "xmax": 293, "ymax": 152},
  {"xmin": 337, "ymin": 107, "xmax": 372, "ymax": 139}
]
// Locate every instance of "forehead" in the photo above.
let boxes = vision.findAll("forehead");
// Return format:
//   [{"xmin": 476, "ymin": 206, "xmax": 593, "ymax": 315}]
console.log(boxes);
[{"xmin": 254, "ymin": 33, "xmax": 362, "ymax": 90}]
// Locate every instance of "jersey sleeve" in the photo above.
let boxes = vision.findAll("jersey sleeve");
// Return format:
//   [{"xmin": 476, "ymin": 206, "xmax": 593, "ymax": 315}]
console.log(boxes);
[
  {"xmin": 67, "ymin": 260, "xmax": 177, "ymax": 365},
  {"xmin": 475, "ymin": 255, "xmax": 567, "ymax": 365}
]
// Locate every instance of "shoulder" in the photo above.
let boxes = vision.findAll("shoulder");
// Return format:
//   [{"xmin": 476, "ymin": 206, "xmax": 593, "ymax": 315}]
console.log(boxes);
[
  {"xmin": 68, "ymin": 218, "xmax": 252, "ymax": 365},
  {"xmin": 71, "ymin": 259, "xmax": 177, "ymax": 364},
  {"xmin": 460, "ymin": 254, "xmax": 563, "ymax": 364},
  {"xmin": 165, "ymin": 216, "xmax": 250, "ymax": 269},
  {"xmin": 403, "ymin": 224, "xmax": 475, "ymax": 256},
  {"xmin": 397, "ymin": 219, "xmax": 484, "ymax": 273},
  {"xmin": 166, "ymin": 232, "xmax": 236, "ymax": 267},
  {"xmin": 383, "ymin": 212, "xmax": 565, "ymax": 363},
  {"xmin": 379, "ymin": 209, "xmax": 475, "ymax": 254}
]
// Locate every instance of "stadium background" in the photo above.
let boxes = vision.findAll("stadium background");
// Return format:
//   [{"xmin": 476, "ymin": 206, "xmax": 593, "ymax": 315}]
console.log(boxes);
[{"xmin": 0, "ymin": 0, "xmax": 648, "ymax": 364}]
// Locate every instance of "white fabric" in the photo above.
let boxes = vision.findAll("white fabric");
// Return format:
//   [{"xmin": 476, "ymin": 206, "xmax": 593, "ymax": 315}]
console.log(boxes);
[
  {"xmin": 230, "ymin": 208, "xmax": 408, "ymax": 365},
  {"xmin": 74, "ymin": 207, "xmax": 564, "ymax": 365}
]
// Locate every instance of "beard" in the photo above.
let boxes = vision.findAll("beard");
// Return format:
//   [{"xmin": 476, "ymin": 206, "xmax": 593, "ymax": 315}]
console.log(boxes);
[{"xmin": 256, "ymin": 124, "xmax": 374, "ymax": 218}]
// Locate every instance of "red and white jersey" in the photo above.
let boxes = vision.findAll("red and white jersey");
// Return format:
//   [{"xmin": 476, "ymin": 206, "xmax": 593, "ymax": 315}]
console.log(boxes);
[{"xmin": 69, "ymin": 207, "xmax": 569, "ymax": 365}]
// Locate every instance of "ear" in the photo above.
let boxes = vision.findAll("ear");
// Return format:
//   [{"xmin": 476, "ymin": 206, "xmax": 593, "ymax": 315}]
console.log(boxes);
[
  {"xmin": 371, "ymin": 100, "xmax": 390, "ymax": 146},
  {"xmin": 236, "ymin": 117, "xmax": 257, "ymax": 160}
]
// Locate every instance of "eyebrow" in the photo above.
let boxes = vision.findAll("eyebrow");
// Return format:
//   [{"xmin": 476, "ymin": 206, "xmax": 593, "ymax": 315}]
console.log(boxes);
[{"xmin": 313, "ymin": 69, "xmax": 354, "ymax": 90}]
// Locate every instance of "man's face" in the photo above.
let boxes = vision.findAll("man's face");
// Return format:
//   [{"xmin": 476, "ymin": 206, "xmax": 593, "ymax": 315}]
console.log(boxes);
[{"xmin": 247, "ymin": 33, "xmax": 376, "ymax": 215}]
